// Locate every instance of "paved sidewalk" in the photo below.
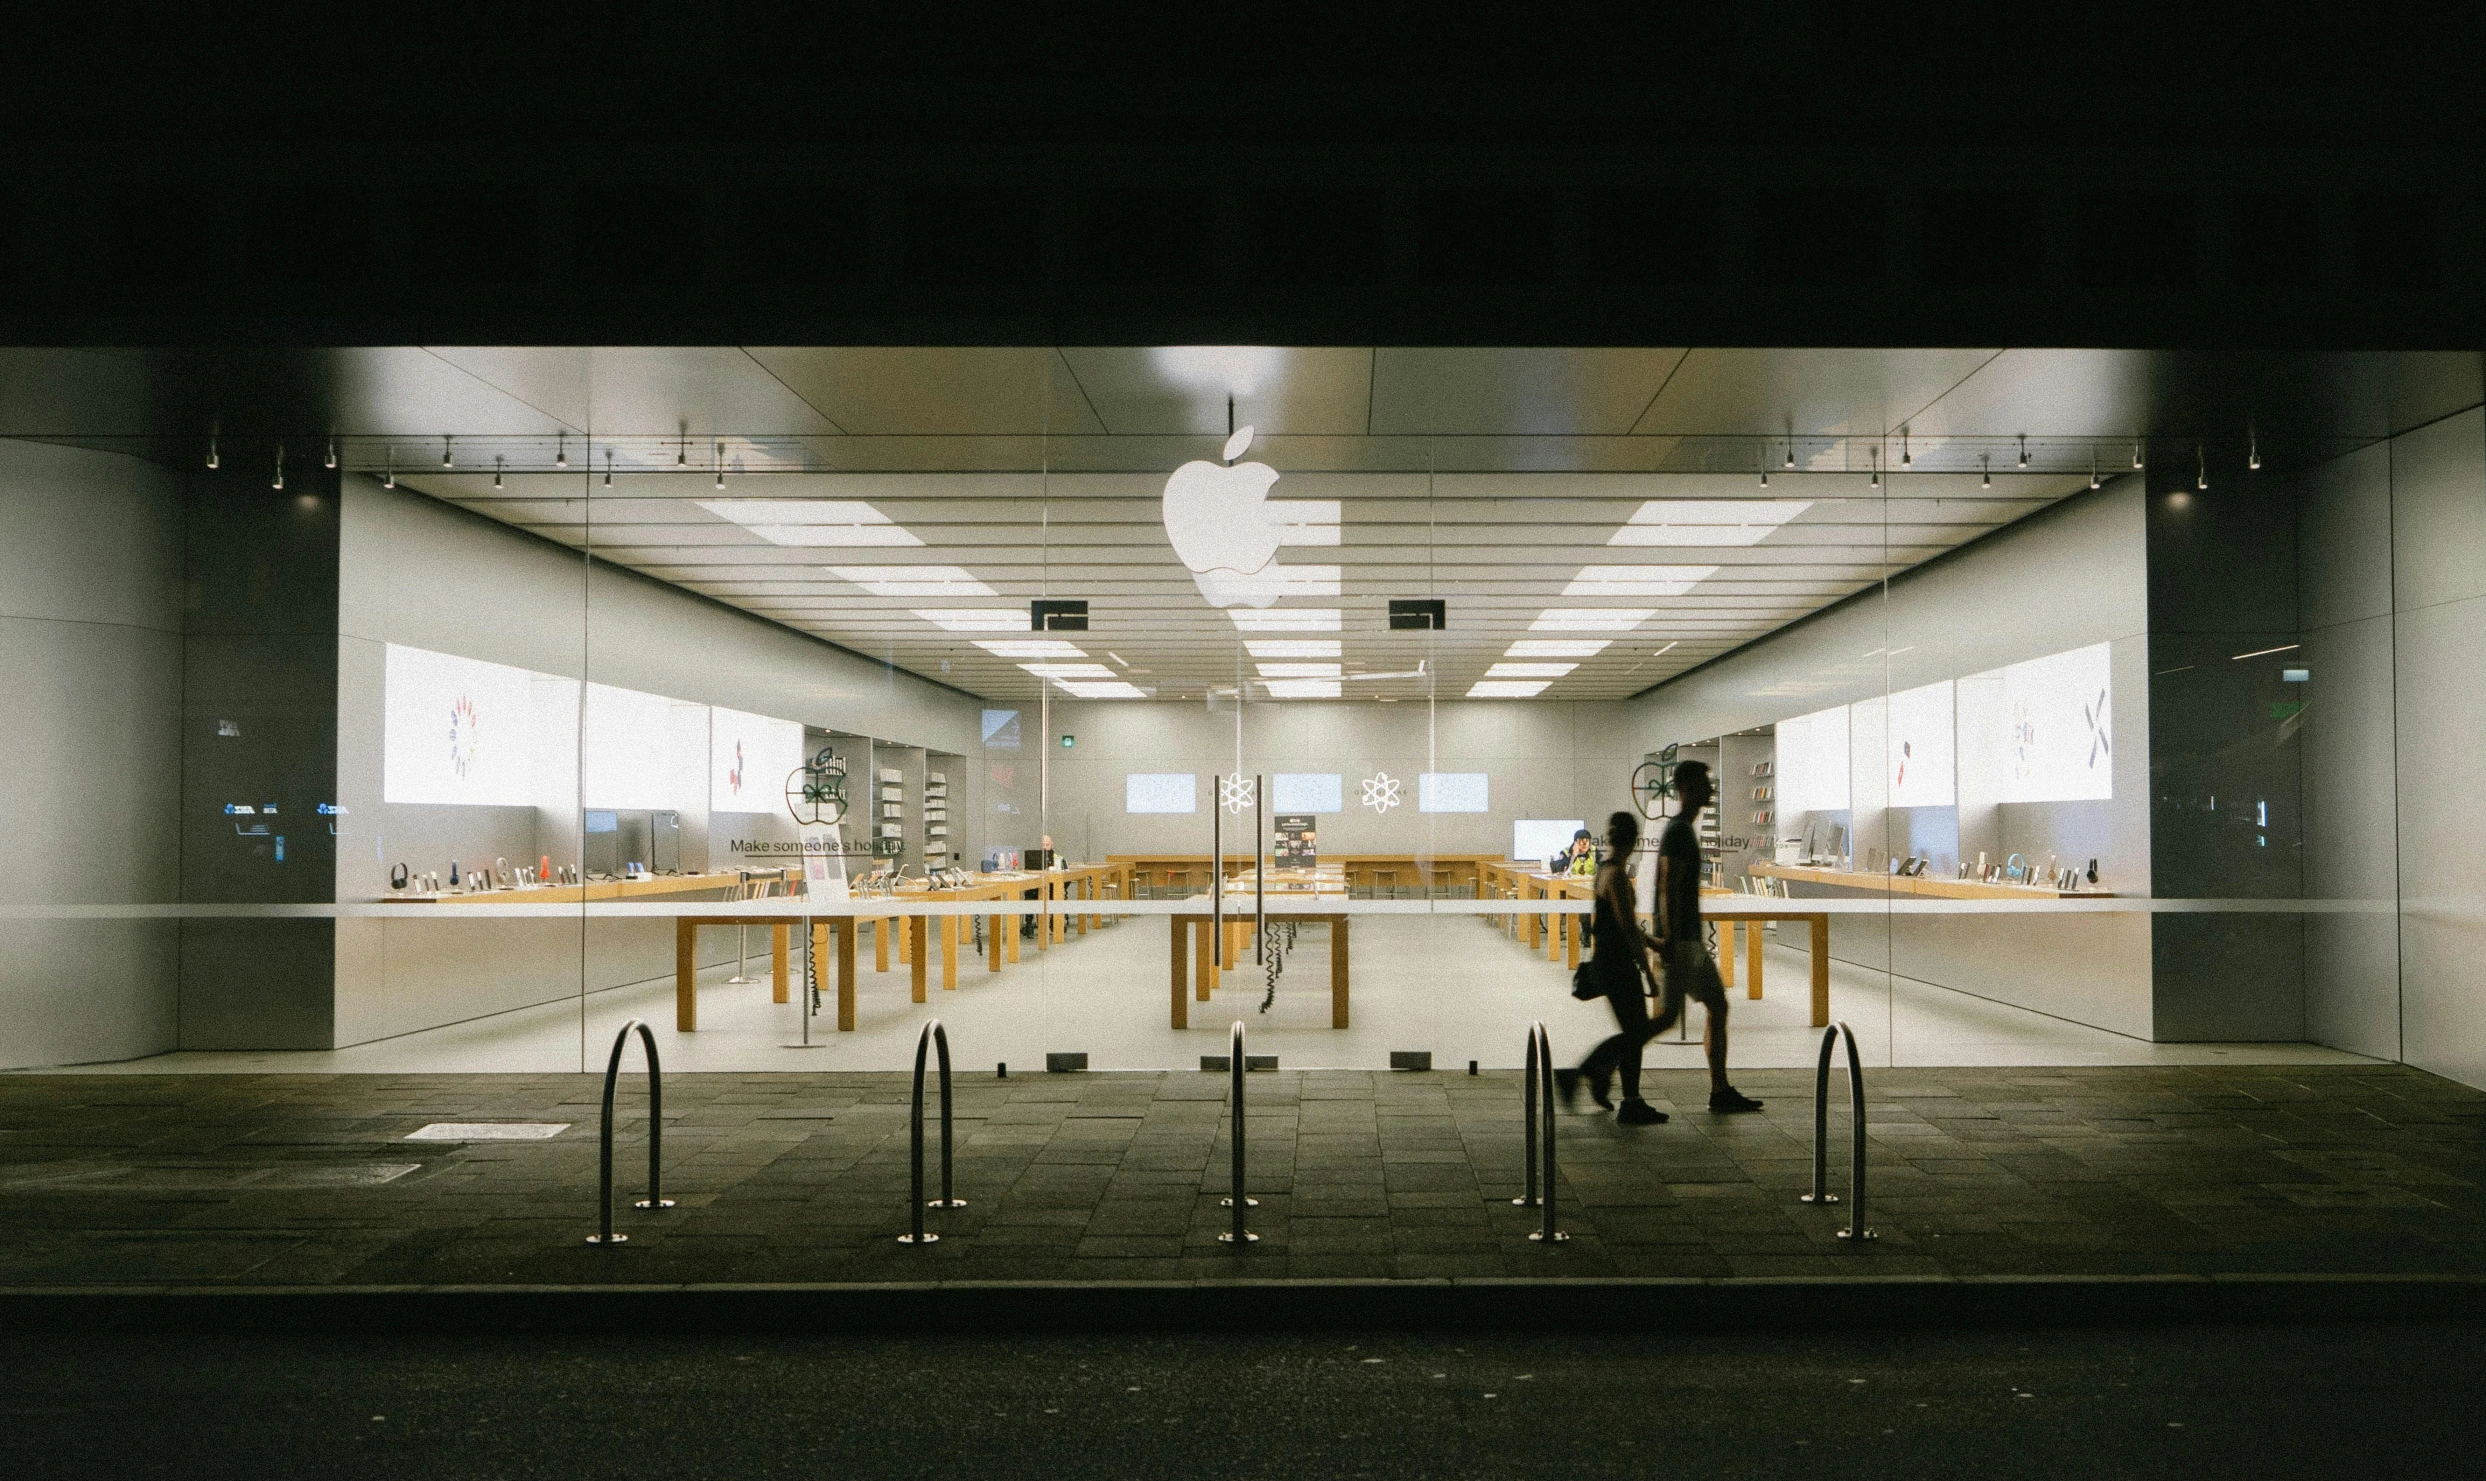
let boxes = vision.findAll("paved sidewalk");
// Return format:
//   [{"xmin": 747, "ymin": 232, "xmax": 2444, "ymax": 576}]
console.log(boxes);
[{"xmin": 1, "ymin": 1065, "xmax": 2480, "ymax": 1287}]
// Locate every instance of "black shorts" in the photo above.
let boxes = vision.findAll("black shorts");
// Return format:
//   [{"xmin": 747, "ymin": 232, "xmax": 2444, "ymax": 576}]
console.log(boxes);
[{"xmin": 1664, "ymin": 941, "xmax": 1729, "ymax": 1012}]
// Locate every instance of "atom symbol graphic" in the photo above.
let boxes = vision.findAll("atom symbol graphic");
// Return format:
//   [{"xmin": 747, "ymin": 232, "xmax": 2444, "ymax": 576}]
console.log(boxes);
[
  {"xmin": 1360, "ymin": 773, "xmax": 1402, "ymax": 813},
  {"xmin": 1218, "ymin": 773, "xmax": 1257, "ymax": 814}
]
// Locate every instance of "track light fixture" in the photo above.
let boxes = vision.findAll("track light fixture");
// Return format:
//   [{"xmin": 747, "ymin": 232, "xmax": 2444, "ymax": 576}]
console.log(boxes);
[
  {"xmin": 2017, "ymin": 433, "xmax": 2029, "ymax": 469},
  {"xmin": 714, "ymin": 441, "xmax": 726, "ymax": 490},
  {"xmin": 1783, "ymin": 440, "xmax": 1795, "ymax": 470},
  {"xmin": 1980, "ymin": 454, "xmax": 1992, "ymax": 489},
  {"xmin": 604, "ymin": 449, "xmax": 614, "ymax": 488},
  {"xmin": 1900, "ymin": 429, "xmax": 1911, "ymax": 467},
  {"xmin": 1758, "ymin": 442, "xmax": 1769, "ymax": 488},
  {"xmin": 2196, "ymin": 445, "xmax": 2208, "ymax": 492},
  {"xmin": 556, "ymin": 432, "xmax": 568, "ymax": 469},
  {"xmin": 493, "ymin": 455, "xmax": 504, "ymax": 490},
  {"xmin": 2132, "ymin": 440, "xmax": 2144, "ymax": 470},
  {"xmin": 272, "ymin": 443, "xmax": 285, "ymax": 492},
  {"xmin": 1868, "ymin": 448, "xmax": 1880, "ymax": 489},
  {"xmin": 442, "ymin": 436, "xmax": 454, "ymax": 469},
  {"xmin": 323, "ymin": 436, "xmax": 337, "ymax": 470},
  {"xmin": 2248, "ymin": 432, "xmax": 2261, "ymax": 472},
  {"xmin": 676, "ymin": 435, "xmax": 688, "ymax": 467},
  {"xmin": 206, "ymin": 432, "xmax": 219, "ymax": 471},
  {"xmin": 2090, "ymin": 452, "xmax": 2101, "ymax": 491},
  {"xmin": 383, "ymin": 445, "xmax": 396, "ymax": 489}
]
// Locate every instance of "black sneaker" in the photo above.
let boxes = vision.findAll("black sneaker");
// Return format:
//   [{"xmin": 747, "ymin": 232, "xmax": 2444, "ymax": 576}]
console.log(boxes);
[
  {"xmin": 1553, "ymin": 1068, "xmax": 1582, "ymax": 1110},
  {"xmin": 1708, "ymin": 1088, "xmax": 1765, "ymax": 1114},
  {"xmin": 1616, "ymin": 1098, "xmax": 1669, "ymax": 1125}
]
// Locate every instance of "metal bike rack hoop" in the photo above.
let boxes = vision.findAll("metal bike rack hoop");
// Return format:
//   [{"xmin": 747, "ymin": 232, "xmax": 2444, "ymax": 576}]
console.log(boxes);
[
  {"xmin": 898, "ymin": 1019, "xmax": 965, "ymax": 1245},
  {"xmin": 584, "ymin": 1017, "xmax": 675, "ymax": 1245},
  {"xmin": 1523, "ymin": 1020, "xmax": 1567, "ymax": 1244},
  {"xmin": 1218, "ymin": 1020, "xmax": 1259, "ymax": 1245},
  {"xmin": 1800, "ymin": 1020, "xmax": 1875, "ymax": 1242}
]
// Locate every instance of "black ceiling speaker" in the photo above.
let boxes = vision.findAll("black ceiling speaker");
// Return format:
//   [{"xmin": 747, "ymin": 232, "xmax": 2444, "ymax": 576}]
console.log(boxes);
[
  {"xmin": 1031, "ymin": 599, "xmax": 1089, "ymax": 631},
  {"xmin": 1388, "ymin": 599, "xmax": 1447, "ymax": 631}
]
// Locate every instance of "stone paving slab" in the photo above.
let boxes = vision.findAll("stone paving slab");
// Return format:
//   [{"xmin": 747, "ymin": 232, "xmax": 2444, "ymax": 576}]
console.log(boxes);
[{"xmin": 0, "ymin": 1064, "xmax": 2480, "ymax": 1287}]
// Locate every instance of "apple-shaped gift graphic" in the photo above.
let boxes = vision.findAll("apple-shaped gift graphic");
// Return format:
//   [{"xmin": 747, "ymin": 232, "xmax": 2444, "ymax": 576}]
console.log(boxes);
[{"xmin": 1163, "ymin": 425, "xmax": 1285, "ymax": 608}]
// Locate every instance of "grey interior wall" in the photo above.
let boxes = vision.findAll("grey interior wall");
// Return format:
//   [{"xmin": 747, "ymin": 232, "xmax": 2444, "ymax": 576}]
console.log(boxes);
[
  {"xmin": 2387, "ymin": 405, "xmax": 2486, "ymax": 1090},
  {"xmin": 332, "ymin": 477, "xmax": 989, "ymax": 1047},
  {"xmin": 1624, "ymin": 482, "xmax": 2155, "ymax": 1039},
  {"xmin": 1031, "ymin": 699, "xmax": 1633, "ymax": 862},
  {"xmin": 2298, "ymin": 440, "xmax": 2402, "ymax": 1060},
  {"xmin": 0, "ymin": 441, "xmax": 185, "ymax": 1068}
]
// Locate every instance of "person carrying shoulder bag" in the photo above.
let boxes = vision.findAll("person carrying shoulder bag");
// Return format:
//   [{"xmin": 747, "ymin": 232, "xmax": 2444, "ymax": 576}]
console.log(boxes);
[{"xmin": 1559, "ymin": 768, "xmax": 1764, "ymax": 1122}]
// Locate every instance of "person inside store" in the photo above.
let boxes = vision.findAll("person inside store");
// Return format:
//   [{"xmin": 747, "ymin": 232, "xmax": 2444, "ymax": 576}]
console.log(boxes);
[
  {"xmin": 1560, "ymin": 768, "xmax": 1764, "ymax": 1121},
  {"xmin": 1560, "ymin": 827, "xmax": 1597, "ymax": 877}
]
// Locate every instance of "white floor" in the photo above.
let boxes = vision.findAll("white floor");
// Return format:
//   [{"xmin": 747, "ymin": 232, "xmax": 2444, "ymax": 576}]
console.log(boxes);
[{"xmin": 60, "ymin": 913, "xmax": 2377, "ymax": 1076}]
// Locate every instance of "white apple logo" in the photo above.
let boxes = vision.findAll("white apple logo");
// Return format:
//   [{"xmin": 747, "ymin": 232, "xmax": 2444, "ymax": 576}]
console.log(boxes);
[{"xmin": 1163, "ymin": 425, "xmax": 1286, "ymax": 609}]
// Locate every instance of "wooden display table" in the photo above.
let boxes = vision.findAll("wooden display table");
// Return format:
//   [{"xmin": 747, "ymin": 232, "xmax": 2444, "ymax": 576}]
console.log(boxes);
[
  {"xmin": 400, "ymin": 870, "xmax": 747, "ymax": 905},
  {"xmin": 668, "ymin": 864, "xmax": 1137, "ymax": 1033},
  {"xmin": 1168, "ymin": 898, "xmax": 1351, "ymax": 1030},
  {"xmin": 1112, "ymin": 853, "xmax": 1499, "ymax": 899},
  {"xmin": 1748, "ymin": 861, "xmax": 2111, "ymax": 901}
]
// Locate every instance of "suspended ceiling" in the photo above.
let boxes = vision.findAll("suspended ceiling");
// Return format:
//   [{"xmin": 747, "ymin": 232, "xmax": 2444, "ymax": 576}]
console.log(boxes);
[{"xmin": 6, "ymin": 343, "xmax": 2446, "ymax": 704}]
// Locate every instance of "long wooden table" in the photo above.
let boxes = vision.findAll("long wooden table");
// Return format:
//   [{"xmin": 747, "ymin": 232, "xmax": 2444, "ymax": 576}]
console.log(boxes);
[
  {"xmin": 1476, "ymin": 860, "xmax": 1836, "ymax": 1027},
  {"xmin": 1114, "ymin": 853, "xmax": 1500, "ymax": 899},
  {"xmin": 671, "ymin": 864, "xmax": 1138, "ymax": 1032},
  {"xmin": 1168, "ymin": 874, "xmax": 1352, "ymax": 1023},
  {"xmin": 1749, "ymin": 861, "xmax": 2111, "ymax": 901}
]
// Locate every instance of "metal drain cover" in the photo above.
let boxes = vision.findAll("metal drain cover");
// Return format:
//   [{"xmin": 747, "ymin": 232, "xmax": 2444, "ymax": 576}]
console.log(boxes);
[{"xmin": 404, "ymin": 1122, "xmax": 570, "ymax": 1141}]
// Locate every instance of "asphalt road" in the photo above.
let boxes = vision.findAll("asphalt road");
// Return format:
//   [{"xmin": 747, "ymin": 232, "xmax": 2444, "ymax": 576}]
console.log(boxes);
[{"xmin": 2, "ymin": 1322, "xmax": 2475, "ymax": 1479}]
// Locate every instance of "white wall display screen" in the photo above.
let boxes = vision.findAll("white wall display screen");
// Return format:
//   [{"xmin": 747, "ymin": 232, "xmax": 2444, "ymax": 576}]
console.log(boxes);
[
  {"xmin": 1271, "ymin": 773, "xmax": 1342, "ymax": 814},
  {"xmin": 2000, "ymin": 642, "xmax": 2113, "ymax": 802},
  {"xmin": 1125, "ymin": 773, "xmax": 1197, "ymax": 814},
  {"xmin": 1513, "ymin": 818, "xmax": 1587, "ymax": 862},
  {"xmin": 383, "ymin": 644, "xmax": 540, "ymax": 806},
  {"xmin": 583, "ymin": 682, "xmax": 698, "ymax": 811},
  {"xmin": 1774, "ymin": 705, "xmax": 1851, "ymax": 815},
  {"xmin": 1419, "ymin": 772, "xmax": 1490, "ymax": 813},
  {"xmin": 710, "ymin": 706, "xmax": 805, "ymax": 814},
  {"xmin": 1886, "ymin": 680, "xmax": 1957, "ymax": 808}
]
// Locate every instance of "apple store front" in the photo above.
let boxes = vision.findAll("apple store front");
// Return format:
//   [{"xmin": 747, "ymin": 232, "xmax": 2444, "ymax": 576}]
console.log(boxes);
[{"xmin": 6, "ymin": 346, "xmax": 2484, "ymax": 1093}]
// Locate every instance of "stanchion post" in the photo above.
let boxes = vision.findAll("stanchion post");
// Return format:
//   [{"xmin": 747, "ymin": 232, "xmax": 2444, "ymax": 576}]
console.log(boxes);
[
  {"xmin": 1218, "ymin": 1019, "xmax": 1258, "ymax": 1245},
  {"xmin": 585, "ymin": 1018, "xmax": 674, "ymax": 1246}
]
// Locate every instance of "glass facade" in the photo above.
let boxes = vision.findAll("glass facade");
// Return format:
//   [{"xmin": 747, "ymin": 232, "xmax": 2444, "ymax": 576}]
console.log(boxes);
[{"xmin": 3, "ymin": 347, "xmax": 2479, "ymax": 1092}]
